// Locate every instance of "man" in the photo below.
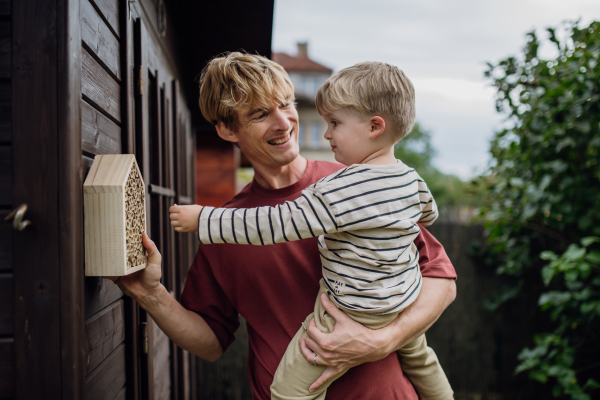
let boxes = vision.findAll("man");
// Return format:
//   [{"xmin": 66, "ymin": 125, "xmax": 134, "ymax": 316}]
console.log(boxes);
[{"xmin": 114, "ymin": 52, "xmax": 457, "ymax": 399}]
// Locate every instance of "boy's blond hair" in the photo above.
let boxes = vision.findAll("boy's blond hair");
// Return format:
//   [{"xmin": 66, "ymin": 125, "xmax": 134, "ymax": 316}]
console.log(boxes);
[
  {"xmin": 198, "ymin": 52, "xmax": 294, "ymax": 129},
  {"xmin": 315, "ymin": 62, "xmax": 416, "ymax": 141}
]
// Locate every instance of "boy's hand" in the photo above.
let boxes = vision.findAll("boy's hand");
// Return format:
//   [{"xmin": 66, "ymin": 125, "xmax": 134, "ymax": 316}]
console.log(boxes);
[{"xmin": 170, "ymin": 204, "xmax": 203, "ymax": 232}]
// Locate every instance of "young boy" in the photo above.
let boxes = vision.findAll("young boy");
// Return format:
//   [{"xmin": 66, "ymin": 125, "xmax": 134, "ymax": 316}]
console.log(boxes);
[{"xmin": 170, "ymin": 62, "xmax": 453, "ymax": 400}]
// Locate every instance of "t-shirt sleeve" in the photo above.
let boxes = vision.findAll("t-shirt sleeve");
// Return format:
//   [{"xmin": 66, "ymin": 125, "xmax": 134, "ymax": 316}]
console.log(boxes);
[
  {"xmin": 415, "ymin": 224, "xmax": 457, "ymax": 279},
  {"xmin": 180, "ymin": 246, "xmax": 240, "ymax": 353}
]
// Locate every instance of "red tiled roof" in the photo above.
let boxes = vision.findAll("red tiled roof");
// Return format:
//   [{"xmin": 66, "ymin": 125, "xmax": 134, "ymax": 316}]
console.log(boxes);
[{"xmin": 272, "ymin": 52, "xmax": 332, "ymax": 73}]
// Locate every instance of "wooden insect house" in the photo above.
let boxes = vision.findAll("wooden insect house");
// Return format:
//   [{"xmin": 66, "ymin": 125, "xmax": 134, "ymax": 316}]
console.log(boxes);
[{"xmin": 83, "ymin": 154, "xmax": 147, "ymax": 276}]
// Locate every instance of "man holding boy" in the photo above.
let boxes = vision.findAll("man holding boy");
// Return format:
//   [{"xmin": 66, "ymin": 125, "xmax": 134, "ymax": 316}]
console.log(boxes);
[{"xmin": 114, "ymin": 52, "xmax": 457, "ymax": 399}]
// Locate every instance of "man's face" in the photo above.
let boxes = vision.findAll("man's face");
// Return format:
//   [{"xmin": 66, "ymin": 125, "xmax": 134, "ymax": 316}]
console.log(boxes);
[{"xmin": 233, "ymin": 99, "xmax": 300, "ymax": 169}]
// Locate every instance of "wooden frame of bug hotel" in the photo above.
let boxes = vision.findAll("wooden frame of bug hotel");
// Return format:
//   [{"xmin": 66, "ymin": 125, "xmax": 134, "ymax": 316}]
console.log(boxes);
[{"xmin": 83, "ymin": 154, "xmax": 147, "ymax": 276}]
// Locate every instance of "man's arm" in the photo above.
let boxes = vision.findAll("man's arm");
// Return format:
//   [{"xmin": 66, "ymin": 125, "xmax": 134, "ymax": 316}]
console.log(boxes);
[
  {"xmin": 299, "ymin": 277, "xmax": 456, "ymax": 391},
  {"xmin": 111, "ymin": 234, "xmax": 223, "ymax": 361}
]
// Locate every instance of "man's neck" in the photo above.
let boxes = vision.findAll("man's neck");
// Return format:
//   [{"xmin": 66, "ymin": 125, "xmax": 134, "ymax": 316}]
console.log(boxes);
[{"xmin": 252, "ymin": 156, "xmax": 308, "ymax": 190}]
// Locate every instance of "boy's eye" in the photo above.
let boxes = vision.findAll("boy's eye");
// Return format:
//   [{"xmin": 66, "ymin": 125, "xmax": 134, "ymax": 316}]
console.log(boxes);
[{"xmin": 331, "ymin": 120, "xmax": 338, "ymax": 127}]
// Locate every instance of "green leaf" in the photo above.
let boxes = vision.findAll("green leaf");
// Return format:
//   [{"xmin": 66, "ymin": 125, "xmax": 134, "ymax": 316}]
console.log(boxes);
[
  {"xmin": 581, "ymin": 236, "xmax": 600, "ymax": 247},
  {"xmin": 585, "ymin": 251, "xmax": 600, "ymax": 264},
  {"xmin": 530, "ymin": 370, "xmax": 548, "ymax": 383},
  {"xmin": 540, "ymin": 251, "xmax": 558, "ymax": 260}
]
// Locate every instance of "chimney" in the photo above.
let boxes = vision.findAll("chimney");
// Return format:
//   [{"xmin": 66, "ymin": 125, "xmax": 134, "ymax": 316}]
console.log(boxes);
[{"xmin": 297, "ymin": 42, "xmax": 308, "ymax": 58}]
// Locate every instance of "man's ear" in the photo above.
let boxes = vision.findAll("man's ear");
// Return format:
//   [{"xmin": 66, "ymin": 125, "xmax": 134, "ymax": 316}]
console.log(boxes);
[
  {"xmin": 368, "ymin": 116, "xmax": 386, "ymax": 139},
  {"xmin": 215, "ymin": 122, "xmax": 239, "ymax": 144}
]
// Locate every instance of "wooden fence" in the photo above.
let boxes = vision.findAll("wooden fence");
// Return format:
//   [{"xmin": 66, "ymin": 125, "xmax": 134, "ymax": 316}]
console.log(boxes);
[{"xmin": 195, "ymin": 208, "xmax": 553, "ymax": 399}]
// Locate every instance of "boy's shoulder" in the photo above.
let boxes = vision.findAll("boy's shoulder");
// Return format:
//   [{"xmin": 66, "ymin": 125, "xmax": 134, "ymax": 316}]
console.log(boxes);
[{"xmin": 310, "ymin": 161, "xmax": 415, "ymax": 191}]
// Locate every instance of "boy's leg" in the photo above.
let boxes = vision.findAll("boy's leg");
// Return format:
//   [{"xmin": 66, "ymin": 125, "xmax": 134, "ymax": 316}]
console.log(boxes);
[
  {"xmin": 397, "ymin": 334, "xmax": 454, "ymax": 400},
  {"xmin": 270, "ymin": 280, "xmax": 344, "ymax": 400}
]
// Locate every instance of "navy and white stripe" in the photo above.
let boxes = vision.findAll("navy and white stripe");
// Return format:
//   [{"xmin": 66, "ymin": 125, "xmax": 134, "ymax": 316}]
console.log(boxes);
[{"xmin": 198, "ymin": 161, "xmax": 437, "ymax": 314}]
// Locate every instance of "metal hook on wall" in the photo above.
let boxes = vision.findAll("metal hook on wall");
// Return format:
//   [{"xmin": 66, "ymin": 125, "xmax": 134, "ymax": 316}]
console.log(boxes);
[{"xmin": 5, "ymin": 204, "xmax": 32, "ymax": 231}]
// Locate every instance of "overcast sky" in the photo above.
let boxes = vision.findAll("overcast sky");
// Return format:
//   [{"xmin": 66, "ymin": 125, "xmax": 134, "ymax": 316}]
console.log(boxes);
[{"xmin": 273, "ymin": 0, "xmax": 600, "ymax": 179}]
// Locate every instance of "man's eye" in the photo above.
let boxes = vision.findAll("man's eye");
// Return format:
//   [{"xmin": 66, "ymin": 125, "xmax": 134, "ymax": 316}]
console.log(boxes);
[
  {"xmin": 280, "ymin": 102, "xmax": 290, "ymax": 109},
  {"xmin": 254, "ymin": 112, "xmax": 267, "ymax": 120}
]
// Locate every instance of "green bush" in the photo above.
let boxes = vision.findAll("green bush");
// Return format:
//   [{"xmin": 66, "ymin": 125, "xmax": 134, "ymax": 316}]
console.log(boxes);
[{"xmin": 479, "ymin": 20, "xmax": 600, "ymax": 398}]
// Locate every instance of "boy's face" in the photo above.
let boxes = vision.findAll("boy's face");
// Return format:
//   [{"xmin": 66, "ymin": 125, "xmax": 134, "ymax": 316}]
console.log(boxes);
[
  {"xmin": 322, "ymin": 109, "xmax": 374, "ymax": 166},
  {"xmin": 232, "ymin": 98, "xmax": 300, "ymax": 169}
]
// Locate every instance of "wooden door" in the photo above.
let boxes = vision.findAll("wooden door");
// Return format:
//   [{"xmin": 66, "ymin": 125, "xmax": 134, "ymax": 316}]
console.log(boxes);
[{"xmin": 133, "ymin": 9, "xmax": 195, "ymax": 399}]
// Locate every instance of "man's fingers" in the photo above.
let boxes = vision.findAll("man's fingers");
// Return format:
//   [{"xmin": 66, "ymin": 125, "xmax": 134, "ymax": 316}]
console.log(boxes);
[
  {"xmin": 142, "ymin": 233, "xmax": 161, "ymax": 266},
  {"xmin": 299, "ymin": 338, "xmax": 319, "ymax": 365},
  {"xmin": 319, "ymin": 293, "xmax": 345, "ymax": 322},
  {"xmin": 306, "ymin": 316, "xmax": 328, "ymax": 345},
  {"xmin": 309, "ymin": 367, "xmax": 339, "ymax": 393}
]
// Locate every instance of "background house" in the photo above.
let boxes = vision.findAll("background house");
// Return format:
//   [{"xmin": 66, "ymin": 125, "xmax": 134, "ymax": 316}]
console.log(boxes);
[{"xmin": 273, "ymin": 43, "xmax": 334, "ymax": 163}]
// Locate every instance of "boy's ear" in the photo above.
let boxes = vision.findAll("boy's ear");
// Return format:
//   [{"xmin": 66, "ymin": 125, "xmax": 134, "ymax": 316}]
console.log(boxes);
[
  {"xmin": 368, "ymin": 116, "xmax": 386, "ymax": 139},
  {"xmin": 215, "ymin": 122, "xmax": 239, "ymax": 144}
]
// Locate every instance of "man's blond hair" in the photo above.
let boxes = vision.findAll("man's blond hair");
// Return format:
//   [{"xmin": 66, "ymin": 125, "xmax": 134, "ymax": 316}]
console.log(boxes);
[
  {"xmin": 198, "ymin": 52, "xmax": 294, "ymax": 129},
  {"xmin": 315, "ymin": 62, "xmax": 416, "ymax": 141}
]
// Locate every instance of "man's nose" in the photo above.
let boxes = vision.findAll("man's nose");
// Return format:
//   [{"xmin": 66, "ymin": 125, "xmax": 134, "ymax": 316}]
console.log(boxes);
[{"xmin": 272, "ymin": 108, "xmax": 292, "ymax": 131}]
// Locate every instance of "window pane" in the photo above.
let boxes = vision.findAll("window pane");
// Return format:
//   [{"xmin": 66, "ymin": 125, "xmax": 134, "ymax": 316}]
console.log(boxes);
[{"xmin": 311, "ymin": 123, "xmax": 321, "ymax": 148}]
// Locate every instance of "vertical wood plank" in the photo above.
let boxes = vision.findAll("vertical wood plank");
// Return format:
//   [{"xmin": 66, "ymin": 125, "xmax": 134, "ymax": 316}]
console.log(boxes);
[
  {"xmin": 81, "ymin": 0, "xmax": 120, "ymax": 79},
  {"xmin": 0, "ymin": 146, "xmax": 10, "ymax": 206},
  {"xmin": 0, "ymin": 339, "xmax": 14, "ymax": 399},
  {"xmin": 0, "ymin": 82, "xmax": 10, "ymax": 142},
  {"xmin": 82, "ymin": 47, "xmax": 121, "ymax": 122},
  {"xmin": 58, "ymin": 0, "xmax": 85, "ymax": 397},
  {"xmin": 0, "ymin": 0, "xmax": 10, "ymax": 15},
  {"xmin": 0, "ymin": 21, "xmax": 9, "ymax": 79},
  {"xmin": 0, "ymin": 210, "xmax": 11, "ymax": 271},
  {"xmin": 0, "ymin": 273, "xmax": 13, "ymax": 336},
  {"xmin": 13, "ymin": 0, "xmax": 62, "ymax": 396}
]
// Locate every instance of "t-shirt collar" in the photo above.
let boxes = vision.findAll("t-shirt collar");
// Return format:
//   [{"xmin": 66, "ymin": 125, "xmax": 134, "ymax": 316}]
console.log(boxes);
[{"xmin": 250, "ymin": 159, "xmax": 317, "ymax": 199}]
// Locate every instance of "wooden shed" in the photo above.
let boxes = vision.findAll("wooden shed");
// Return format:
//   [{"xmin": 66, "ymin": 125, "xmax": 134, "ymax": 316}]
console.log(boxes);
[{"xmin": 0, "ymin": 0, "xmax": 274, "ymax": 399}]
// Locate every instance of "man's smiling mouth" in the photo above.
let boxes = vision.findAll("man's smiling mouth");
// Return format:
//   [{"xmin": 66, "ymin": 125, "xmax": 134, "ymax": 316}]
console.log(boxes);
[{"xmin": 268, "ymin": 132, "xmax": 291, "ymax": 145}]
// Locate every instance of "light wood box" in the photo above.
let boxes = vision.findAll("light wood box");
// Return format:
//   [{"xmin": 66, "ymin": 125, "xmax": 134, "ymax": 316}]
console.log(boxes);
[{"xmin": 84, "ymin": 155, "xmax": 147, "ymax": 276}]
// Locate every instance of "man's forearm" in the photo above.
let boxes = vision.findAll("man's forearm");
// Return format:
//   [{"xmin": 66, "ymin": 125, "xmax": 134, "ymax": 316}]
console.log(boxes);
[
  {"xmin": 380, "ymin": 277, "xmax": 456, "ymax": 355},
  {"xmin": 138, "ymin": 284, "xmax": 223, "ymax": 361}
]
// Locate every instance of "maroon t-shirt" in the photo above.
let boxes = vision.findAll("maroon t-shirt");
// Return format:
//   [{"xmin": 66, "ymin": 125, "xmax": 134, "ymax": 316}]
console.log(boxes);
[{"xmin": 181, "ymin": 160, "xmax": 457, "ymax": 400}]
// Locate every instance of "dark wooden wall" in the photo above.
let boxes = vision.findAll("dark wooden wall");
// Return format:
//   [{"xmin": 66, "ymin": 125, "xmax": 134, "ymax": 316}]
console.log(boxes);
[{"xmin": 0, "ymin": 0, "xmax": 13, "ymax": 398}]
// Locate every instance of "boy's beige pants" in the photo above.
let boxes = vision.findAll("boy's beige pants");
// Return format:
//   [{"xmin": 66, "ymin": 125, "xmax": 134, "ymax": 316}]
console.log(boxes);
[{"xmin": 270, "ymin": 279, "xmax": 454, "ymax": 400}]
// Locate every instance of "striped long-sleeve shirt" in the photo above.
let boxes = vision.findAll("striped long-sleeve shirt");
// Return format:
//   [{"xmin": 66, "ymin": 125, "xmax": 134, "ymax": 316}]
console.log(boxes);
[{"xmin": 198, "ymin": 161, "xmax": 438, "ymax": 314}]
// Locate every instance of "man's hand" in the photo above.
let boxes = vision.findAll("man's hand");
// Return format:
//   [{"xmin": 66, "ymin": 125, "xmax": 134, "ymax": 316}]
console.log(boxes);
[
  {"xmin": 170, "ymin": 204, "xmax": 203, "ymax": 232},
  {"xmin": 299, "ymin": 293, "xmax": 387, "ymax": 392},
  {"xmin": 107, "ymin": 233, "xmax": 162, "ymax": 305},
  {"xmin": 299, "ymin": 277, "xmax": 456, "ymax": 392}
]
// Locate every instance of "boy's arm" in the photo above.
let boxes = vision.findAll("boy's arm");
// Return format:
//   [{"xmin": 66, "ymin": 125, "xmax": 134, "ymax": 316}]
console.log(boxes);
[{"xmin": 197, "ymin": 190, "xmax": 338, "ymax": 245}]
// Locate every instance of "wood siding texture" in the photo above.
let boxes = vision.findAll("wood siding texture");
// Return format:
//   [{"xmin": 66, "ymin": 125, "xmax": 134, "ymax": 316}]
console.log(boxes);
[{"xmin": 82, "ymin": 47, "xmax": 121, "ymax": 122}]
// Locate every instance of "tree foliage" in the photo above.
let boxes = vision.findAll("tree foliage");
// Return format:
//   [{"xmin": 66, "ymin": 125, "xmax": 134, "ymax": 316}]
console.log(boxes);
[
  {"xmin": 395, "ymin": 123, "xmax": 477, "ymax": 208},
  {"xmin": 479, "ymin": 20, "xmax": 600, "ymax": 398}
]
